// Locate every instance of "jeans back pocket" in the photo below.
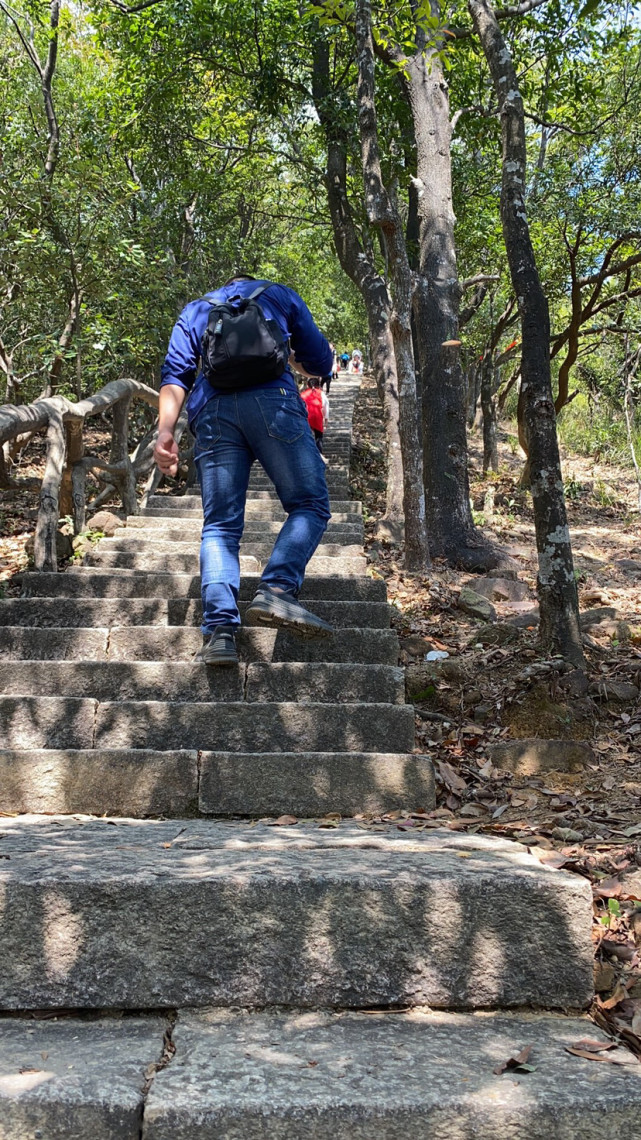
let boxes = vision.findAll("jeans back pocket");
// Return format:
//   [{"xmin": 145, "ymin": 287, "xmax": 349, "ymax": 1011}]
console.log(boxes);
[{"xmin": 254, "ymin": 391, "xmax": 305, "ymax": 443}]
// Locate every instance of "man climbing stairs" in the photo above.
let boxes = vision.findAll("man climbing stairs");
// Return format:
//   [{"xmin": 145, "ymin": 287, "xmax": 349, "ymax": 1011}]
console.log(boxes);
[{"xmin": 0, "ymin": 375, "xmax": 639, "ymax": 1136}]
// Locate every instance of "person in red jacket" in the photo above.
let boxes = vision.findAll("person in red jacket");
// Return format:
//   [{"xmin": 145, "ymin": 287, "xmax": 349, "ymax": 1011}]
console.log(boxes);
[{"xmin": 300, "ymin": 377, "xmax": 329, "ymax": 458}]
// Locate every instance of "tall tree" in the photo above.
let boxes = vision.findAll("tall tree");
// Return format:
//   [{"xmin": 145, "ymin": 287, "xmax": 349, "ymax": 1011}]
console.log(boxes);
[
  {"xmin": 354, "ymin": 0, "xmax": 429, "ymax": 569},
  {"xmin": 469, "ymin": 0, "xmax": 584, "ymax": 666}
]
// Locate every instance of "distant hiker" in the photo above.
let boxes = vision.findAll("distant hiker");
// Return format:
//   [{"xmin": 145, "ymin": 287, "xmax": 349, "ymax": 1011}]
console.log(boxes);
[
  {"xmin": 300, "ymin": 377, "xmax": 329, "ymax": 459},
  {"xmin": 340, "ymin": 350, "xmax": 350, "ymax": 371},
  {"xmin": 155, "ymin": 274, "xmax": 334, "ymax": 666},
  {"xmin": 320, "ymin": 368, "xmax": 332, "ymax": 395},
  {"xmin": 331, "ymin": 343, "xmax": 338, "ymax": 379},
  {"xmin": 349, "ymin": 349, "xmax": 363, "ymax": 375}
]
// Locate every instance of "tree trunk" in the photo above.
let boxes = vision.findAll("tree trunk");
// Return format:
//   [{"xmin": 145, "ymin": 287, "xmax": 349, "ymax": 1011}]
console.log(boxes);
[
  {"xmin": 469, "ymin": 0, "xmax": 584, "ymax": 667},
  {"xmin": 404, "ymin": 51, "xmax": 493, "ymax": 567},
  {"xmin": 354, "ymin": 0, "xmax": 430, "ymax": 569},
  {"xmin": 312, "ymin": 40, "xmax": 405, "ymax": 533},
  {"xmin": 366, "ymin": 301, "xmax": 405, "ymax": 533},
  {"xmin": 481, "ymin": 361, "xmax": 499, "ymax": 474}
]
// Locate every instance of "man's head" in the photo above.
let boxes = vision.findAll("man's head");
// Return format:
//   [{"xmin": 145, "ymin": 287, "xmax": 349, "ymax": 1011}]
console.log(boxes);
[
  {"xmin": 309, "ymin": 377, "xmax": 321, "ymax": 388},
  {"xmin": 223, "ymin": 272, "xmax": 257, "ymax": 286}
]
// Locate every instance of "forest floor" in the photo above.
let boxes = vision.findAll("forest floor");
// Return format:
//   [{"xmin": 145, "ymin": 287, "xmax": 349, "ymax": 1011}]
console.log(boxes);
[{"xmin": 351, "ymin": 374, "xmax": 641, "ymax": 1046}]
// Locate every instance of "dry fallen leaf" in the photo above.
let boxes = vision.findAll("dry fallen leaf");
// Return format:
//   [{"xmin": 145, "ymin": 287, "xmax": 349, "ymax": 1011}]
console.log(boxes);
[
  {"xmin": 437, "ymin": 760, "xmax": 467, "ymax": 796},
  {"xmin": 493, "ymin": 1044, "xmax": 534, "ymax": 1075},
  {"xmin": 270, "ymin": 815, "xmax": 298, "ymax": 827}
]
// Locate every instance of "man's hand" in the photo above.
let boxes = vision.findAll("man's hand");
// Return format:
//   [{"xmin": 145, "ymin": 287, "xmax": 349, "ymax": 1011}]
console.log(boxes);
[{"xmin": 154, "ymin": 429, "xmax": 179, "ymax": 478}]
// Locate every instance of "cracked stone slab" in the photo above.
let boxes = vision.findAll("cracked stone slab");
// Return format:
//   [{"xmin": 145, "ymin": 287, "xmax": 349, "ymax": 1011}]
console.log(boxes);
[
  {"xmin": 0, "ymin": 749, "xmax": 198, "ymax": 816},
  {"xmin": 0, "ymin": 1015, "xmax": 165, "ymax": 1140},
  {"xmin": 143, "ymin": 1009, "xmax": 641, "ymax": 1140},
  {"xmin": 0, "ymin": 819, "xmax": 592, "ymax": 1010},
  {"xmin": 198, "ymin": 751, "xmax": 435, "ymax": 816},
  {"xmin": 93, "ymin": 700, "xmax": 414, "ymax": 751}
]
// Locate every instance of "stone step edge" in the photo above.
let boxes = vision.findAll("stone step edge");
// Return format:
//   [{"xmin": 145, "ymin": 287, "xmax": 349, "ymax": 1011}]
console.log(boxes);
[
  {"xmin": 0, "ymin": 626, "xmax": 399, "ymax": 667},
  {"xmin": 2, "ymin": 1009, "xmax": 636, "ymax": 1140},
  {"xmin": 0, "ymin": 749, "xmax": 435, "ymax": 819},
  {"xmin": 0, "ymin": 818, "xmax": 593, "ymax": 1011},
  {"xmin": 17, "ymin": 571, "xmax": 387, "ymax": 602},
  {"xmin": 1, "ymin": 697, "xmax": 415, "ymax": 752},
  {"xmin": 0, "ymin": 661, "xmax": 405, "ymax": 704}
]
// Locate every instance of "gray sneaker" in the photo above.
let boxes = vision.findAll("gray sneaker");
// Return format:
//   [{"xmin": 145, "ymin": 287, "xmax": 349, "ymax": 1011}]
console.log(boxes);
[
  {"xmin": 200, "ymin": 626, "xmax": 239, "ymax": 665},
  {"xmin": 244, "ymin": 586, "xmax": 333, "ymax": 638}
]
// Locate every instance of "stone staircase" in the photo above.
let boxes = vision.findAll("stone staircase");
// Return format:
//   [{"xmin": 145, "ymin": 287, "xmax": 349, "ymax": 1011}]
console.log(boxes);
[{"xmin": 0, "ymin": 375, "xmax": 639, "ymax": 1137}]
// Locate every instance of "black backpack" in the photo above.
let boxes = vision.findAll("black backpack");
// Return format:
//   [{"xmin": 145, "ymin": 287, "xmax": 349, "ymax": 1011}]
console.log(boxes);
[{"xmin": 200, "ymin": 282, "xmax": 289, "ymax": 391}]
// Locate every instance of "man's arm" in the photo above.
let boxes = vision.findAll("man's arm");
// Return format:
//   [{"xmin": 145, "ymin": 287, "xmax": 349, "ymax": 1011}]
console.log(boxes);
[
  {"xmin": 153, "ymin": 384, "xmax": 187, "ymax": 477},
  {"xmin": 288, "ymin": 293, "xmax": 333, "ymax": 377}
]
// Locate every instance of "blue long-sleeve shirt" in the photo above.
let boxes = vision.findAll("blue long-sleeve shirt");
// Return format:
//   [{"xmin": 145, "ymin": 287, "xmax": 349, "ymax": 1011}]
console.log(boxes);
[{"xmin": 160, "ymin": 278, "xmax": 333, "ymax": 425}]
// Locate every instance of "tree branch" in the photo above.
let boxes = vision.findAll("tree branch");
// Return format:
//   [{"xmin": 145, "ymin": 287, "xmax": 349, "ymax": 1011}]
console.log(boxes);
[
  {"xmin": 452, "ymin": 0, "xmax": 551, "ymax": 38},
  {"xmin": 107, "ymin": 0, "xmax": 168, "ymax": 12}
]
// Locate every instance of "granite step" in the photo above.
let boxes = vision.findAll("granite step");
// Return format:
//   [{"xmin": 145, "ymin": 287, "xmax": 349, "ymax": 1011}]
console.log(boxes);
[
  {"xmin": 143, "ymin": 496, "xmax": 362, "ymax": 515},
  {"xmin": 96, "ymin": 537, "xmax": 363, "ymax": 559},
  {"xmin": 245, "ymin": 490, "xmax": 352, "ymax": 501},
  {"xmin": 3, "ymin": 598, "xmax": 390, "ymax": 629},
  {"xmin": 113, "ymin": 528, "xmax": 363, "ymax": 548},
  {"xmin": 83, "ymin": 551, "xmax": 367, "ymax": 575},
  {"xmin": 139, "ymin": 507, "xmax": 362, "ymax": 524},
  {"xmin": 141, "ymin": 1009, "xmax": 641, "ymax": 1140},
  {"xmin": 20, "ymin": 570, "xmax": 386, "ymax": 601},
  {"xmin": 0, "ymin": 625, "xmax": 400, "ymax": 664},
  {"xmin": 0, "ymin": 749, "xmax": 434, "ymax": 818},
  {"xmin": 125, "ymin": 518, "xmax": 365, "ymax": 541},
  {"xmin": 10, "ymin": 1010, "xmax": 636, "ymax": 1140},
  {"xmin": 0, "ymin": 661, "xmax": 404, "ymax": 704},
  {"xmin": 1, "ymin": 697, "xmax": 414, "ymax": 750},
  {"xmin": 0, "ymin": 819, "xmax": 593, "ymax": 1011}
]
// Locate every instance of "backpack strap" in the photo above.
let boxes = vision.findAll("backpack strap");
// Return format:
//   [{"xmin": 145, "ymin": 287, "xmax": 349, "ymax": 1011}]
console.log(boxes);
[
  {"xmin": 200, "ymin": 282, "xmax": 272, "ymax": 305},
  {"xmin": 248, "ymin": 281, "xmax": 273, "ymax": 301}
]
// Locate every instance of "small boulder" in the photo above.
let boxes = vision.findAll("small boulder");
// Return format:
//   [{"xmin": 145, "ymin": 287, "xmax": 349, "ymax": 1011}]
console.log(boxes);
[
  {"xmin": 25, "ymin": 530, "xmax": 74, "ymax": 561},
  {"xmin": 486, "ymin": 568, "xmax": 519, "ymax": 581},
  {"xmin": 615, "ymin": 559, "xmax": 641, "ymax": 573},
  {"xmin": 489, "ymin": 738, "xmax": 594, "ymax": 776},
  {"xmin": 465, "ymin": 576, "xmax": 529, "ymax": 604},
  {"xmin": 580, "ymin": 606, "xmax": 617, "ymax": 629},
  {"xmin": 401, "ymin": 635, "xmax": 436, "ymax": 659},
  {"xmin": 86, "ymin": 510, "xmax": 124, "ymax": 537},
  {"xmin": 467, "ymin": 622, "xmax": 520, "ymax": 647},
  {"xmin": 507, "ymin": 607, "xmax": 540, "ymax": 628},
  {"xmin": 588, "ymin": 680, "xmax": 639, "ymax": 703},
  {"xmin": 457, "ymin": 587, "xmax": 496, "ymax": 622}
]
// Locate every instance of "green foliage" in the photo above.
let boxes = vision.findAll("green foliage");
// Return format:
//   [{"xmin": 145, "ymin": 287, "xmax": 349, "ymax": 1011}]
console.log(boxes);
[{"xmin": 0, "ymin": 0, "xmax": 366, "ymax": 405}]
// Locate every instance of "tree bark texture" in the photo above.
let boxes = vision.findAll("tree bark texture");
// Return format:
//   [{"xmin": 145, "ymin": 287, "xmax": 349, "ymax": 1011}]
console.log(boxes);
[
  {"xmin": 469, "ymin": 0, "xmax": 584, "ymax": 666},
  {"xmin": 354, "ymin": 0, "xmax": 430, "ymax": 570},
  {"xmin": 312, "ymin": 40, "xmax": 405, "ymax": 532},
  {"xmin": 403, "ymin": 51, "xmax": 484, "ymax": 565},
  {"xmin": 480, "ymin": 360, "xmax": 499, "ymax": 474},
  {"xmin": 34, "ymin": 411, "xmax": 65, "ymax": 572}
]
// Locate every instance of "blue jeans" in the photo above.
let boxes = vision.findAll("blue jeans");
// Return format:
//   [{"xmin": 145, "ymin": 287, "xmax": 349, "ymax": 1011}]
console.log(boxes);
[{"xmin": 193, "ymin": 389, "xmax": 331, "ymax": 633}]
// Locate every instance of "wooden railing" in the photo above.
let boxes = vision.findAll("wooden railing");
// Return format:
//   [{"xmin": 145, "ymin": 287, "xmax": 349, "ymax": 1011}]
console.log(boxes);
[{"xmin": 0, "ymin": 379, "xmax": 187, "ymax": 572}]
